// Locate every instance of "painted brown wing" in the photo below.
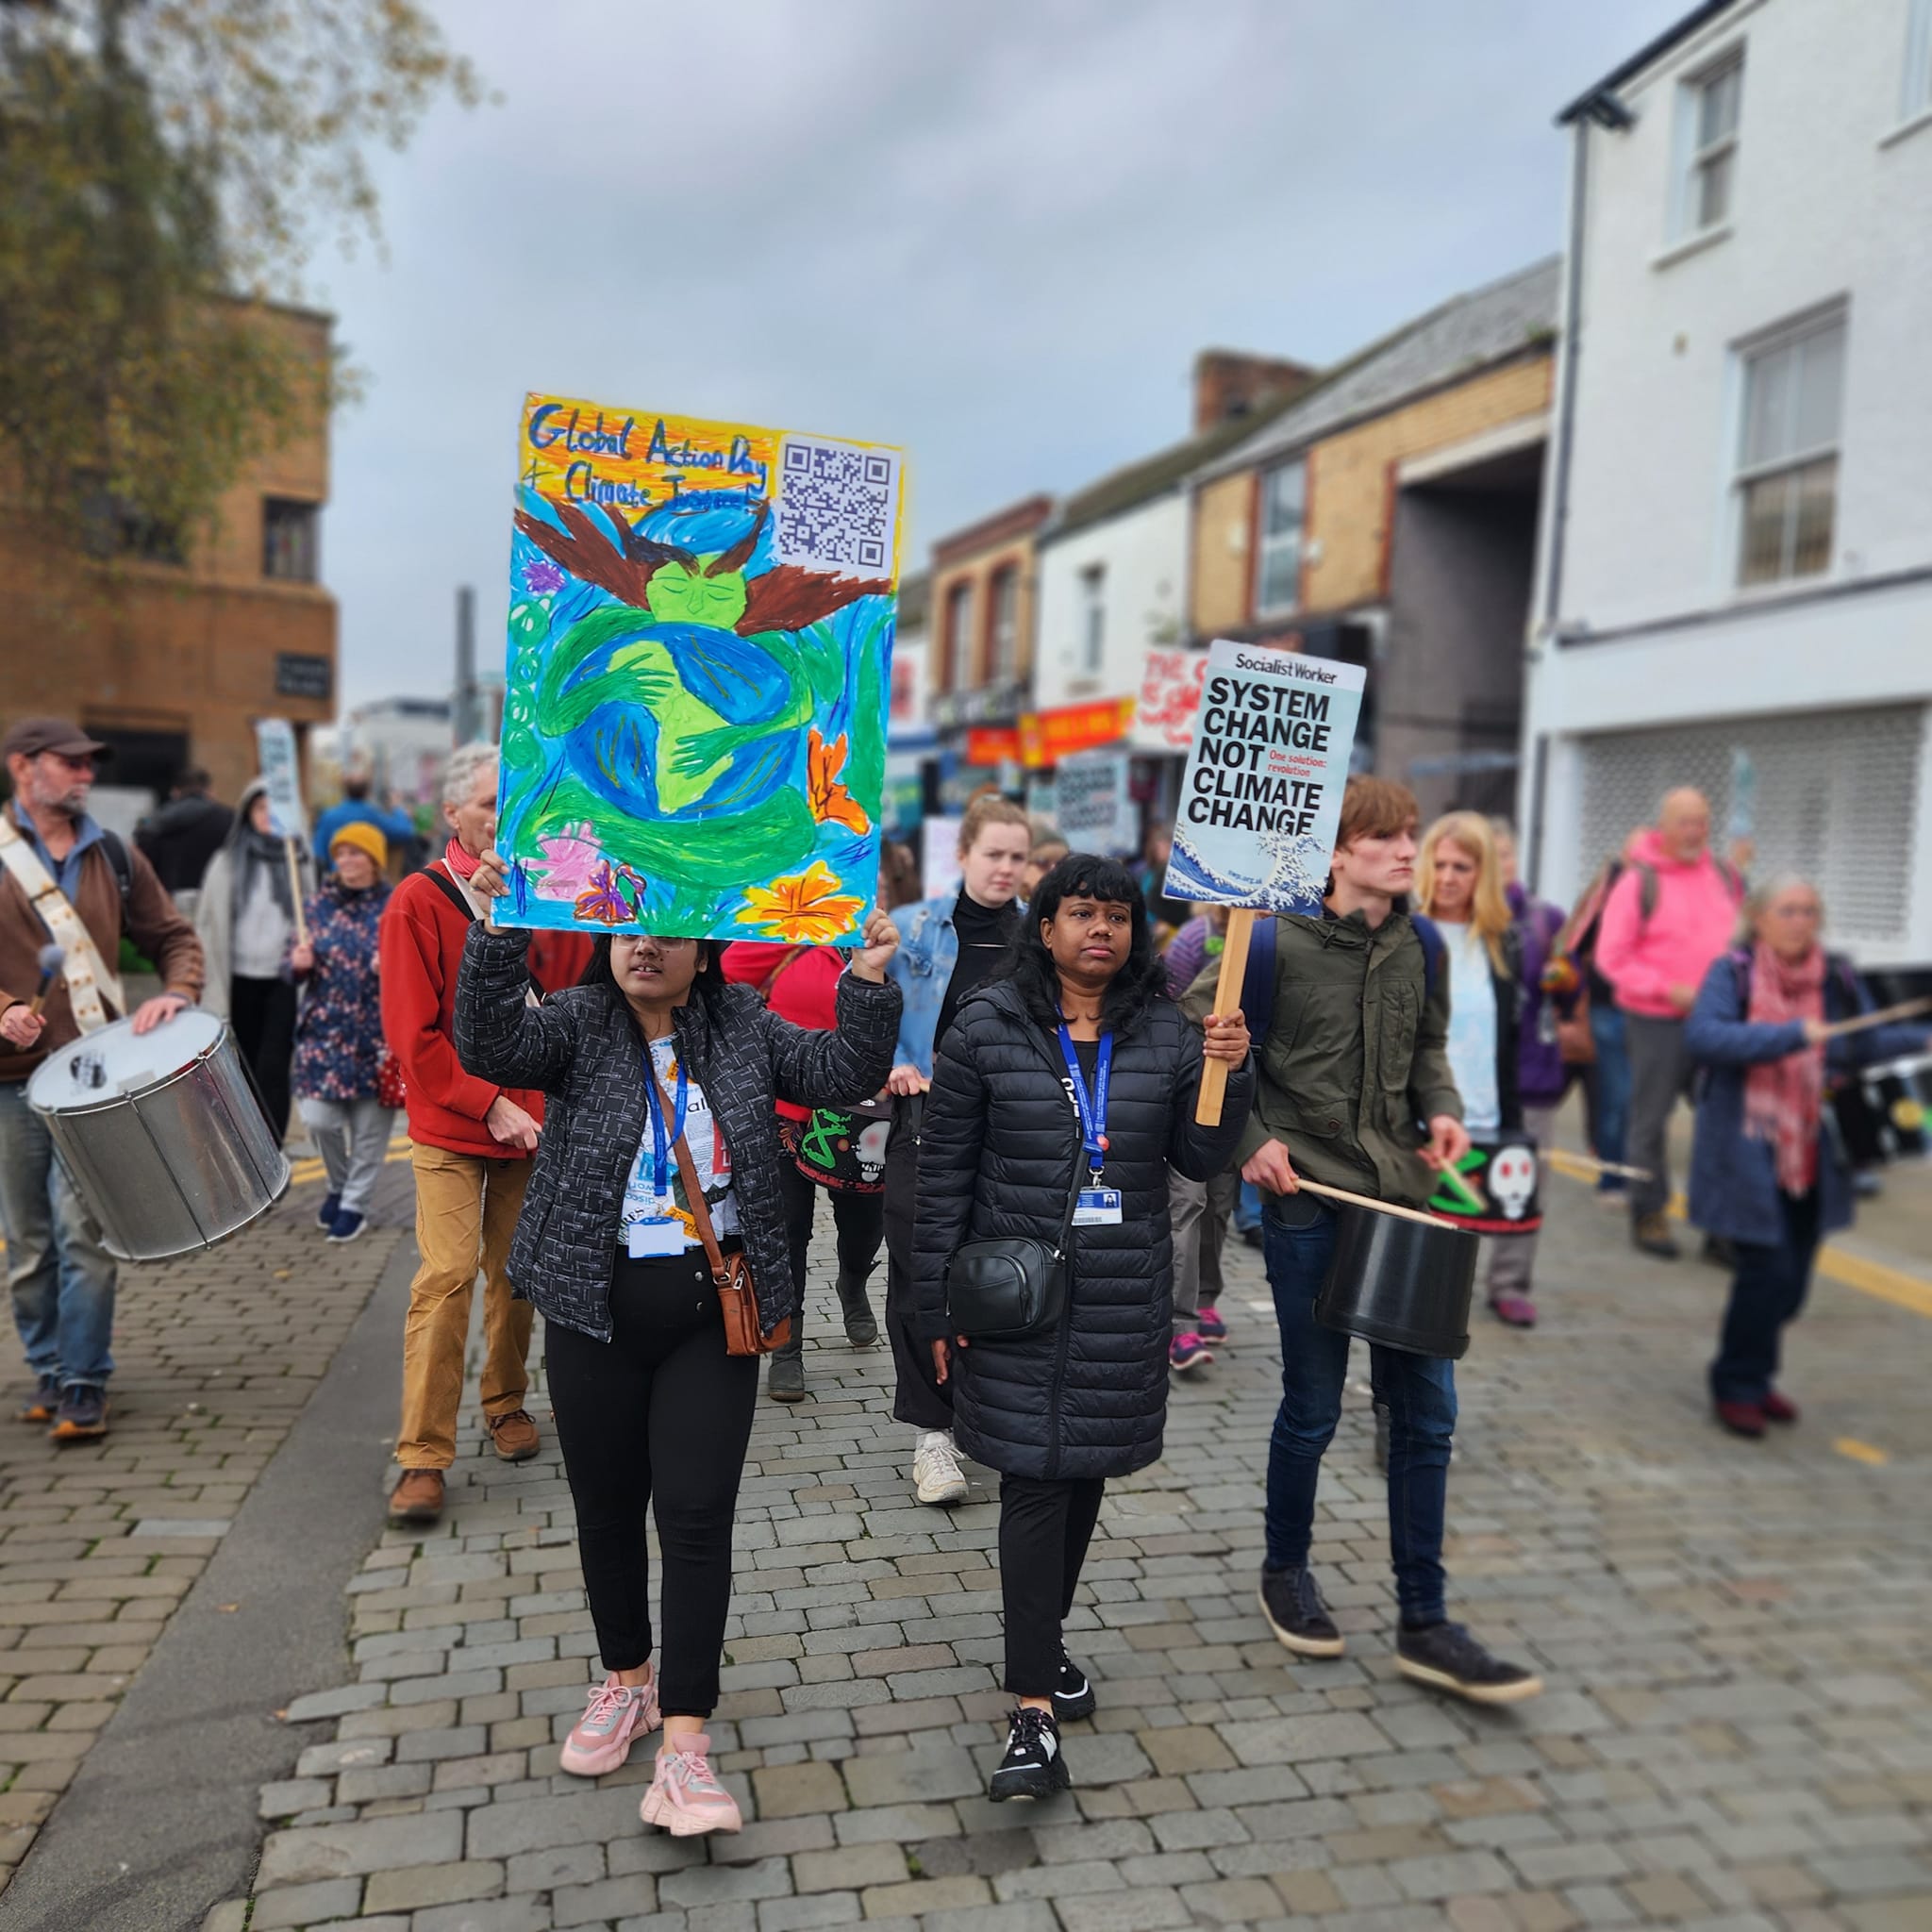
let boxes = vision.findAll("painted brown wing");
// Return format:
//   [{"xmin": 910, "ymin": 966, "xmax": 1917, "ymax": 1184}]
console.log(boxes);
[
  {"xmin": 514, "ymin": 501, "xmax": 692, "ymax": 610},
  {"xmin": 739, "ymin": 565, "xmax": 893, "ymax": 634}
]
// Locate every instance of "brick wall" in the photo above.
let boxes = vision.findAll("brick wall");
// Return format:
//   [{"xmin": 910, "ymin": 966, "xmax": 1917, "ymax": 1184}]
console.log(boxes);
[{"xmin": 1189, "ymin": 472, "xmax": 1257, "ymax": 638}]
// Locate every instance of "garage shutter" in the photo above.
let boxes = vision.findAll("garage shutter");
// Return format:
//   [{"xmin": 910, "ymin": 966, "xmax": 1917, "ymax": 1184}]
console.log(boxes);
[{"xmin": 1577, "ymin": 706, "xmax": 1924, "ymax": 946}]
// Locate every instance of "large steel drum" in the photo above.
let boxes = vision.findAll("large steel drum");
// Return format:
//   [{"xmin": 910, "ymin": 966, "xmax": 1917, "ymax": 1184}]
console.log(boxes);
[
  {"xmin": 27, "ymin": 1010, "xmax": 289, "ymax": 1260},
  {"xmin": 1313, "ymin": 1206, "xmax": 1479, "ymax": 1359}
]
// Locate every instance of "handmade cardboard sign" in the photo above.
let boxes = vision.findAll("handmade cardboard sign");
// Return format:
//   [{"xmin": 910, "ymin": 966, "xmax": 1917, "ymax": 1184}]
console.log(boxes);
[
  {"xmin": 1162, "ymin": 637, "xmax": 1367, "ymax": 914},
  {"xmin": 253, "ymin": 718, "xmax": 306, "ymax": 839},
  {"xmin": 494, "ymin": 394, "xmax": 907, "ymax": 942}
]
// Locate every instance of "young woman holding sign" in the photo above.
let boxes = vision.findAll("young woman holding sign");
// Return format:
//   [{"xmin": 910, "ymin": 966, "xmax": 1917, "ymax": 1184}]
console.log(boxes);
[
  {"xmin": 912, "ymin": 854, "xmax": 1251, "ymax": 1800},
  {"xmin": 453, "ymin": 856, "xmax": 900, "ymax": 1838}
]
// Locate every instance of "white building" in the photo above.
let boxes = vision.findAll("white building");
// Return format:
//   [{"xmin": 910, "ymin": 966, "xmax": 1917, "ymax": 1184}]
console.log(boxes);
[{"xmin": 1524, "ymin": 0, "xmax": 1932, "ymax": 967}]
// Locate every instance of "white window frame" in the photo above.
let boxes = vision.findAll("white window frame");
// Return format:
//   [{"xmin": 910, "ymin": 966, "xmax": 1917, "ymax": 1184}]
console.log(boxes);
[
  {"xmin": 943, "ymin": 579, "xmax": 974, "ymax": 691},
  {"xmin": 1672, "ymin": 46, "xmax": 1744, "ymax": 242},
  {"xmin": 987, "ymin": 564, "xmax": 1020, "ymax": 683},
  {"xmin": 1907, "ymin": 0, "xmax": 1932, "ymax": 119},
  {"xmin": 1078, "ymin": 564, "xmax": 1106, "ymax": 674},
  {"xmin": 1729, "ymin": 306, "xmax": 1847, "ymax": 591},
  {"xmin": 1254, "ymin": 457, "xmax": 1307, "ymax": 617}
]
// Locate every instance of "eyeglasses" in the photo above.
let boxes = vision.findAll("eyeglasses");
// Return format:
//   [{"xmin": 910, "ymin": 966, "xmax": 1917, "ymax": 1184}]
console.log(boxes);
[
  {"xmin": 617, "ymin": 932, "xmax": 697, "ymax": 950},
  {"xmin": 41, "ymin": 753, "xmax": 97, "ymax": 774}
]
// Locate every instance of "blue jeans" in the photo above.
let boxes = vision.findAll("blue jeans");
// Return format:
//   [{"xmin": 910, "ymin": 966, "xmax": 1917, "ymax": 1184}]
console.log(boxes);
[
  {"xmin": 1588, "ymin": 1001, "xmax": 1631, "ymax": 1190},
  {"xmin": 0, "ymin": 1081, "xmax": 117, "ymax": 1388},
  {"xmin": 1710, "ymin": 1189, "xmax": 1819, "ymax": 1405},
  {"xmin": 1234, "ymin": 1180, "xmax": 1263, "ymax": 1236},
  {"xmin": 1262, "ymin": 1203, "xmax": 1456, "ymax": 1624}
]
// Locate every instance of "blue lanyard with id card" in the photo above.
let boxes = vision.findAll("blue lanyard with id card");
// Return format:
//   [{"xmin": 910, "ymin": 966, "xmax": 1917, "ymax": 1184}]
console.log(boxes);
[
  {"xmin": 1057, "ymin": 1022, "xmax": 1123, "ymax": 1226},
  {"xmin": 627, "ymin": 1044, "xmax": 689, "ymax": 1258}
]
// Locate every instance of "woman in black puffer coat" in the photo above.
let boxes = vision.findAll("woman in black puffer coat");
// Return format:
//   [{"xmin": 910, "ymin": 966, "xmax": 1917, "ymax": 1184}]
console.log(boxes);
[{"xmin": 914, "ymin": 854, "xmax": 1252, "ymax": 1801}]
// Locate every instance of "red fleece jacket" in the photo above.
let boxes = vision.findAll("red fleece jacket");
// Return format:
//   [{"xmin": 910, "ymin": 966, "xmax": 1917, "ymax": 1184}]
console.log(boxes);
[
  {"xmin": 722, "ymin": 941, "xmax": 844, "ymax": 1122},
  {"xmin": 379, "ymin": 865, "xmax": 545, "ymax": 1158}
]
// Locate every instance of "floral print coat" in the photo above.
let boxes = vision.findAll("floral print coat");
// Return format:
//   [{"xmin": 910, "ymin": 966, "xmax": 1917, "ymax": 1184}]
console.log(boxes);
[{"xmin": 291, "ymin": 881, "xmax": 391, "ymax": 1102}]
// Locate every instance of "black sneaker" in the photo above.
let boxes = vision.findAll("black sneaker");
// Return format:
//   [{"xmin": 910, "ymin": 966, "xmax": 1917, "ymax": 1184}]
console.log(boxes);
[
  {"xmin": 1257, "ymin": 1564, "xmax": 1345, "ymax": 1657},
  {"xmin": 1053, "ymin": 1652, "xmax": 1096, "ymax": 1723},
  {"xmin": 989, "ymin": 1706, "xmax": 1071, "ymax": 1801},
  {"xmin": 1396, "ymin": 1621, "xmax": 1543, "ymax": 1706}
]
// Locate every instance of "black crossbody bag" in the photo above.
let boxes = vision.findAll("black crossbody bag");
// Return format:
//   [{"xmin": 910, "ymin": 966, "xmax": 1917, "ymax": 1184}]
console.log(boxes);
[{"xmin": 943, "ymin": 1136, "xmax": 1085, "ymax": 1342}]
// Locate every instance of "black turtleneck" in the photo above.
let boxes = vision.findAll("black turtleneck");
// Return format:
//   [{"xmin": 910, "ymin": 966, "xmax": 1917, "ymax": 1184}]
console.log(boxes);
[{"xmin": 936, "ymin": 890, "xmax": 1016, "ymax": 1052}]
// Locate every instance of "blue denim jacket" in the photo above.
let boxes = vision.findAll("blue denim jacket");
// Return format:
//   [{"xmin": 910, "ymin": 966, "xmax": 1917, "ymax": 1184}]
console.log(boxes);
[{"xmin": 885, "ymin": 892, "xmax": 959, "ymax": 1074}]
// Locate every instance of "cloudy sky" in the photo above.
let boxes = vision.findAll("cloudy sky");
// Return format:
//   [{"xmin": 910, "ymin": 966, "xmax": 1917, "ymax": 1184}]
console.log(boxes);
[{"xmin": 314, "ymin": 0, "xmax": 1685, "ymax": 709}]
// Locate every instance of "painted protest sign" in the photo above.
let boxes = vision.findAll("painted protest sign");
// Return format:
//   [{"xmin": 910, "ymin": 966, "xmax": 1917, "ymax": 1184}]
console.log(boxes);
[
  {"xmin": 1054, "ymin": 750, "xmax": 1137, "ymax": 857},
  {"xmin": 920, "ymin": 816, "xmax": 963, "ymax": 901},
  {"xmin": 495, "ymin": 393, "xmax": 908, "ymax": 942},
  {"xmin": 253, "ymin": 718, "xmax": 306, "ymax": 838},
  {"xmin": 1162, "ymin": 638, "xmax": 1366, "ymax": 912},
  {"xmin": 1131, "ymin": 647, "xmax": 1208, "ymax": 754}
]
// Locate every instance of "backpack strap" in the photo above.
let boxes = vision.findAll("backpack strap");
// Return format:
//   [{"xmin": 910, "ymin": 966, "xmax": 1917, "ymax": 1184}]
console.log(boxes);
[
  {"xmin": 1636, "ymin": 861, "xmax": 1660, "ymax": 926},
  {"xmin": 420, "ymin": 862, "xmax": 476, "ymax": 924},
  {"xmin": 759, "ymin": 945, "xmax": 809, "ymax": 999},
  {"xmin": 1409, "ymin": 912, "xmax": 1444, "ymax": 1005},
  {"xmin": 98, "ymin": 829, "xmax": 133, "ymax": 924},
  {"xmin": 1237, "ymin": 910, "xmax": 1277, "ymax": 1042}
]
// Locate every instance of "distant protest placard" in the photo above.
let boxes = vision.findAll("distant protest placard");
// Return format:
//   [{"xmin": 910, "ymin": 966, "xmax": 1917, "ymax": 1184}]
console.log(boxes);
[
  {"xmin": 494, "ymin": 393, "xmax": 908, "ymax": 943},
  {"xmin": 1054, "ymin": 750, "xmax": 1137, "ymax": 857},
  {"xmin": 1161, "ymin": 638, "xmax": 1366, "ymax": 913}
]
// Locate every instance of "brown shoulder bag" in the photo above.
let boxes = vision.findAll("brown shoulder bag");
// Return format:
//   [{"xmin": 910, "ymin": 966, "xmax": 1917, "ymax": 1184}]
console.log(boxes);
[{"xmin": 646, "ymin": 1058, "xmax": 791, "ymax": 1357}]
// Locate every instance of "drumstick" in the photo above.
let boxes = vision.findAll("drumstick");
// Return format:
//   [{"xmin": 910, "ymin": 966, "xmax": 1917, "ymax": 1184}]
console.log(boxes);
[
  {"xmin": 1818, "ymin": 995, "xmax": 1932, "ymax": 1042},
  {"xmin": 283, "ymin": 837, "xmax": 310, "ymax": 948},
  {"xmin": 1292, "ymin": 1178, "xmax": 1460, "ymax": 1230},
  {"xmin": 1194, "ymin": 907, "xmax": 1257, "ymax": 1127},
  {"xmin": 27, "ymin": 943, "xmax": 64, "ymax": 1018},
  {"xmin": 1430, "ymin": 1162, "xmax": 1487, "ymax": 1215},
  {"xmin": 1562, "ymin": 1153, "xmax": 1655, "ymax": 1183}
]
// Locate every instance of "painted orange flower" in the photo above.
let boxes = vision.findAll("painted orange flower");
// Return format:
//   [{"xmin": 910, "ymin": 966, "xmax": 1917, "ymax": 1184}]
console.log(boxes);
[
  {"xmin": 736, "ymin": 861, "xmax": 863, "ymax": 943},
  {"xmin": 807, "ymin": 729, "xmax": 870, "ymax": 836}
]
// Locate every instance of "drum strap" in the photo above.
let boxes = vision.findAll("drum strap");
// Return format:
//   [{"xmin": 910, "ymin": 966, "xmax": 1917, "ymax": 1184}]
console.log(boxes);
[{"xmin": 0, "ymin": 811, "xmax": 125, "ymax": 1033}]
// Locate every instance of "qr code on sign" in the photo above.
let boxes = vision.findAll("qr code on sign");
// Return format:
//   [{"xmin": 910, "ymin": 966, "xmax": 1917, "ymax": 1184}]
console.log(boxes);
[{"xmin": 774, "ymin": 436, "xmax": 901, "ymax": 576}]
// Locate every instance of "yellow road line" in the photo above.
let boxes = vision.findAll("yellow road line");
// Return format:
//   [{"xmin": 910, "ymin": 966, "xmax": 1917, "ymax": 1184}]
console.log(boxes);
[
  {"xmin": 1835, "ymin": 1437, "xmax": 1890, "ymax": 1466},
  {"xmin": 1544, "ymin": 1147, "xmax": 1932, "ymax": 1321}
]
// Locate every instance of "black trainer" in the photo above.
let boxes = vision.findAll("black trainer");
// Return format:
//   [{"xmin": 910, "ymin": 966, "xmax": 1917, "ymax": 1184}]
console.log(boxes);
[
  {"xmin": 1396, "ymin": 1621, "xmax": 1543, "ymax": 1705},
  {"xmin": 1258, "ymin": 1564, "xmax": 1345, "ymax": 1657},
  {"xmin": 988, "ymin": 1706, "xmax": 1071, "ymax": 1801},
  {"xmin": 1053, "ymin": 1651, "xmax": 1096, "ymax": 1723}
]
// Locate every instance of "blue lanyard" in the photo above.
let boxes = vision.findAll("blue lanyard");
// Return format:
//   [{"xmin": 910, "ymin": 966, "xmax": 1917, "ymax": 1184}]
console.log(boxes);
[
  {"xmin": 641, "ymin": 1043, "xmax": 689, "ymax": 1204},
  {"xmin": 1056, "ymin": 1024, "xmax": 1113, "ymax": 1178}
]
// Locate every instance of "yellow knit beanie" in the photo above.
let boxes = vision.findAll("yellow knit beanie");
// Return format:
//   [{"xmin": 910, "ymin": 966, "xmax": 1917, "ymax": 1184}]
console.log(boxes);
[{"xmin": 329, "ymin": 820, "xmax": 389, "ymax": 870}]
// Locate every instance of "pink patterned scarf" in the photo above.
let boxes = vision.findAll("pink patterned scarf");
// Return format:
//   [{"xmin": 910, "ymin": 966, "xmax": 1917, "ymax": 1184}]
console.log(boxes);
[
  {"xmin": 443, "ymin": 836, "xmax": 482, "ymax": 881},
  {"xmin": 1742, "ymin": 942, "xmax": 1825, "ymax": 1195}
]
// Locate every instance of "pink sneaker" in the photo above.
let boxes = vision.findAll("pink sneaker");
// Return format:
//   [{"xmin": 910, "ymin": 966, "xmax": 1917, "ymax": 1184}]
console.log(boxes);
[
  {"xmin": 639, "ymin": 1733, "xmax": 742, "ymax": 1836},
  {"xmin": 559, "ymin": 1673, "xmax": 659, "ymax": 1776},
  {"xmin": 1489, "ymin": 1294, "xmax": 1537, "ymax": 1329}
]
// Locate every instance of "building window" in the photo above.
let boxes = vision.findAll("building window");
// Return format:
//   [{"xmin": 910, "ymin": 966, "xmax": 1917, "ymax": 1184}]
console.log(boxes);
[
  {"xmin": 987, "ymin": 564, "xmax": 1019, "ymax": 682},
  {"xmin": 1078, "ymin": 564, "xmax": 1106, "ymax": 674},
  {"xmin": 1676, "ymin": 52, "xmax": 1743, "ymax": 236},
  {"xmin": 1735, "ymin": 310, "xmax": 1845, "ymax": 588},
  {"xmin": 1907, "ymin": 0, "xmax": 1932, "ymax": 117},
  {"xmin": 1255, "ymin": 458, "xmax": 1306, "ymax": 614},
  {"xmin": 943, "ymin": 579, "xmax": 974, "ymax": 691},
  {"xmin": 78, "ymin": 478, "xmax": 185, "ymax": 566},
  {"xmin": 264, "ymin": 498, "xmax": 320, "ymax": 582}
]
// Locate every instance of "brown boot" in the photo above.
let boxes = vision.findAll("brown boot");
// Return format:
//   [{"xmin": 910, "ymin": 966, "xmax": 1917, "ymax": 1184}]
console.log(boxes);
[
  {"xmin": 388, "ymin": 1468, "xmax": 445, "ymax": 1524},
  {"xmin": 1632, "ymin": 1212, "xmax": 1681, "ymax": 1259},
  {"xmin": 487, "ymin": 1408, "xmax": 541, "ymax": 1462}
]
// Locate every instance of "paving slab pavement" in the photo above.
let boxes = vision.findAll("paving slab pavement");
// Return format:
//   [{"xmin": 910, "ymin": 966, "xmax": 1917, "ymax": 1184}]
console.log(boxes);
[{"xmin": 220, "ymin": 1154, "xmax": 1932, "ymax": 1932}]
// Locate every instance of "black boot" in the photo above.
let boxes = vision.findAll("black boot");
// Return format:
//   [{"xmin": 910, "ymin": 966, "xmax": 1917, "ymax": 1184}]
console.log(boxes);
[
  {"xmin": 836, "ymin": 1270, "xmax": 878, "ymax": 1348},
  {"xmin": 768, "ymin": 1331, "xmax": 806, "ymax": 1403}
]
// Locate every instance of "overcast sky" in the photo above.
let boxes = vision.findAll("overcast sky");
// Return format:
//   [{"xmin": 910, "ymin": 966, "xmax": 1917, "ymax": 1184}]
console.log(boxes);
[{"xmin": 314, "ymin": 0, "xmax": 1685, "ymax": 710}]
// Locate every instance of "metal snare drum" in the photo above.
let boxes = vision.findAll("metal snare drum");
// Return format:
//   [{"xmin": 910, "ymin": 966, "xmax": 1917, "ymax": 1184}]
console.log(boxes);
[
  {"xmin": 27, "ymin": 1010, "xmax": 290, "ymax": 1260},
  {"xmin": 1859, "ymin": 1052, "xmax": 1931, "ymax": 1159}
]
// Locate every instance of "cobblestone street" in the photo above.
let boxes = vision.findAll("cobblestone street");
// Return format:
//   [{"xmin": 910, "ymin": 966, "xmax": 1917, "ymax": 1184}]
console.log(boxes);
[{"xmin": 201, "ymin": 1148, "xmax": 1932, "ymax": 1932}]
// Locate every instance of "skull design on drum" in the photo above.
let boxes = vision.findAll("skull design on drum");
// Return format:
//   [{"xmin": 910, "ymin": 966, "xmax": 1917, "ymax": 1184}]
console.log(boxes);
[
  {"xmin": 1488, "ymin": 1143, "xmax": 1538, "ymax": 1221},
  {"xmin": 855, "ymin": 1117, "xmax": 892, "ymax": 1189}
]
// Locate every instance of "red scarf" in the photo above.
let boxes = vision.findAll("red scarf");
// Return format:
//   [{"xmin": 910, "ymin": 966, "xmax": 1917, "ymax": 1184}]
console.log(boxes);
[
  {"xmin": 1742, "ymin": 942, "xmax": 1825, "ymax": 1194},
  {"xmin": 443, "ymin": 837, "xmax": 482, "ymax": 881}
]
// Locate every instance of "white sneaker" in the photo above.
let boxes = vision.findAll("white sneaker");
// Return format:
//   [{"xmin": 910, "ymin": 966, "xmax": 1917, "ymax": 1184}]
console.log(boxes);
[{"xmin": 913, "ymin": 1429, "xmax": 969, "ymax": 1506}]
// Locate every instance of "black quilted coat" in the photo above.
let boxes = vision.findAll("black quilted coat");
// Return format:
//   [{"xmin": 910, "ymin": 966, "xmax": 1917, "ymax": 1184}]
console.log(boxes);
[
  {"xmin": 912, "ymin": 978, "xmax": 1253, "ymax": 1480},
  {"xmin": 454, "ymin": 925, "xmax": 900, "ymax": 1343}
]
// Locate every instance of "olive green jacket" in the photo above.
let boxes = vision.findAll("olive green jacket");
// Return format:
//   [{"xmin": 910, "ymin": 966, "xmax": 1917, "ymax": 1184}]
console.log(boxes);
[{"xmin": 1182, "ymin": 907, "xmax": 1461, "ymax": 1208}]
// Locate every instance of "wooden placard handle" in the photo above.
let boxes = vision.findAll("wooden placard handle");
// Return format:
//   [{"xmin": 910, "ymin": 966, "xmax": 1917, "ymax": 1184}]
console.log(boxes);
[
  {"xmin": 1293, "ymin": 1177, "xmax": 1459, "ymax": 1230},
  {"xmin": 1817, "ymin": 994, "xmax": 1932, "ymax": 1042},
  {"xmin": 1193, "ymin": 906, "xmax": 1257, "ymax": 1127},
  {"xmin": 285, "ymin": 837, "xmax": 309, "ymax": 948}
]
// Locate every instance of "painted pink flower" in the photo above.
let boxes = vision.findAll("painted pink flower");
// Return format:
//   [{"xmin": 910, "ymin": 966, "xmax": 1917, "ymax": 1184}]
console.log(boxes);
[
  {"xmin": 575, "ymin": 861, "xmax": 641, "ymax": 926},
  {"xmin": 531, "ymin": 821, "xmax": 602, "ymax": 900}
]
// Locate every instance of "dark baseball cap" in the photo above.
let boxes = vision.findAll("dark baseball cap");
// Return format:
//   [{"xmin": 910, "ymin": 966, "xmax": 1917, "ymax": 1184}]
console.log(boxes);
[{"xmin": 1, "ymin": 719, "xmax": 111, "ymax": 762}]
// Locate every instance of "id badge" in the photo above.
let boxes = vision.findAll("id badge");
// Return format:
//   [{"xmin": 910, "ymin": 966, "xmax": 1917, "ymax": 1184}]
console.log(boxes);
[
  {"xmin": 626, "ymin": 1216, "xmax": 686, "ymax": 1259},
  {"xmin": 1073, "ymin": 1187, "xmax": 1123, "ymax": 1226}
]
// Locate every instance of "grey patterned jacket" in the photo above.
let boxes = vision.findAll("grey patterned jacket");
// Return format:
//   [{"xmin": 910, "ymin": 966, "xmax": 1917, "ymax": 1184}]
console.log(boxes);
[{"xmin": 454, "ymin": 926, "xmax": 901, "ymax": 1342}]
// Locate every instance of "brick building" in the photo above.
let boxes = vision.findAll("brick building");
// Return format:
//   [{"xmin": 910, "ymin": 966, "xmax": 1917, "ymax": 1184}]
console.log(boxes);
[
  {"xmin": 0, "ymin": 302, "xmax": 337, "ymax": 830},
  {"xmin": 1187, "ymin": 260, "xmax": 1558, "ymax": 818}
]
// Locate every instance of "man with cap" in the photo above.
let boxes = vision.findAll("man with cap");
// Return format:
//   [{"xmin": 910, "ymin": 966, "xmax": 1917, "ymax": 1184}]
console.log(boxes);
[{"xmin": 0, "ymin": 718, "xmax": 204, "ymax": 1441}]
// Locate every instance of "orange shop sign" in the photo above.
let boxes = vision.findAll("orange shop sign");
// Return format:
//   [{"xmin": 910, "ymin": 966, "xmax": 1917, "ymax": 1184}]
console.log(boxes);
[
  {"xmin": 1018, "ymin": 696, "xmax": 1136, "ymax": 769},
  {"xmin": 963, "ymin": 725, "xmax": 1022, "ymax": 766}
]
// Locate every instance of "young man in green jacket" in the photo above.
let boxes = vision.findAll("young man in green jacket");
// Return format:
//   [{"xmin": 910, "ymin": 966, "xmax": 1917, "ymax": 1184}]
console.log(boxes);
[{"xmin": 1186, "ymin": 776, "xmax": 1541, "ymax": 1704}]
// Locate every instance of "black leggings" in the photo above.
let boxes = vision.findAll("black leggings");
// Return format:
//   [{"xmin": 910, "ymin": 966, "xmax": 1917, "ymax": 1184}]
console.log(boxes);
[
  {"xmin": 775, "ymin": 1150, "xmax": 885, "ymax": 1320},
  {"xmin": 544, "ymin": 1251, "xmax": 759, "ymax": 1718},
  {"xmin": 229, "ymin": 974, "xmax": 298, "ymax": 1141},
  {"xmin": 883, "ymin": 1105, "xmax": 952, "ymax": 1430},
  {"xmin": 999, "ymin": 1473, "xmax": 1107, "ymax": 1696}
]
